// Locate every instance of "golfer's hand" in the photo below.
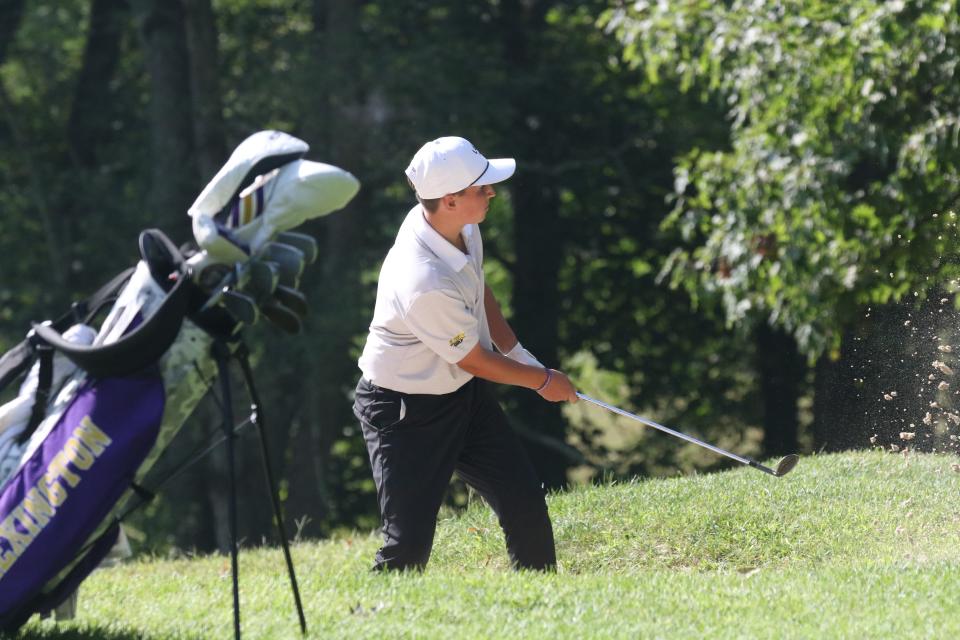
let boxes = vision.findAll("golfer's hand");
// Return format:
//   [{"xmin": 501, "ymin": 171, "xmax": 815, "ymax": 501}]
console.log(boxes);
[{"xmin": 537, "ymin": 369, "xmax": 578, "ymax": 403}]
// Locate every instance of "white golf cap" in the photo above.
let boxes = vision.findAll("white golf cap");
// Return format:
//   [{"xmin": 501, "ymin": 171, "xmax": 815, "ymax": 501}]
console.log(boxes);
[{"xmin": 405, "ymin": 136, "xmax": 516, "ymax": 199}]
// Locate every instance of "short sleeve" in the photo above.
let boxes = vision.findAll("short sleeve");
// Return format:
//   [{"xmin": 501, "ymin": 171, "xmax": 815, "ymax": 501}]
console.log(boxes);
[{"xmin": 403, "ymin": 289, "xmax": 480, "ymax": 364}]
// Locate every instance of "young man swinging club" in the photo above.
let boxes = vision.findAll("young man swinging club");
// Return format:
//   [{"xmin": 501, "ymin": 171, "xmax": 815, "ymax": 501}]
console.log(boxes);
[{"xmin": 354, "ymin": 136, "xmax": 579, "ymax": 571}]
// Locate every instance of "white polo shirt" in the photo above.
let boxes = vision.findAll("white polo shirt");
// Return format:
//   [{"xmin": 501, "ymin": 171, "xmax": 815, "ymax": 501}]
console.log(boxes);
[{"xmin": 357, "ymin": 205, "xmax": 493, "ymax": 394}]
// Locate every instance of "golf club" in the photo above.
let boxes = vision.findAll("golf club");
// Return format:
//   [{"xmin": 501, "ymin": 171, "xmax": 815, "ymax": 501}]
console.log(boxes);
[
  {"xmin": 245, "ymin": 260, "xmax": 279, "ymax": 303},
  {"xmin": 576, "ymin": 392, "xmax": 799, "ymax": 477},
  {"xmin": 262, "ymin": 299, "xmax": 302, "ymax": 334},
  {"xmin": 261, "ymin": 242, "xmax": 305, "ymax": 288},
  {"xmin": 275, "ymin": 231, "xmax": 318, "ymax": 264},
  {"xmin": 273, "ymin": 285, "xmax": 308, "ymax": 318},
  {"xmin": 221, "ymin": 290, "xmax": 259, "ymax": 325}
]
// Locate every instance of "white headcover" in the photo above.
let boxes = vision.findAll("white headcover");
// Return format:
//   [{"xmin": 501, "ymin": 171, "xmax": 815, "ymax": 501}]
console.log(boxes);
[
  {"xmin": 187, "ymin": 130, "xmax": 360, "ymax": 266},
  {"xmin": 189, "ymin": 130, "xmax": 310, "ymax": 220},
  {"xmin": 237, "ymin": 159, "xmax": 361, "ymax": 251}
]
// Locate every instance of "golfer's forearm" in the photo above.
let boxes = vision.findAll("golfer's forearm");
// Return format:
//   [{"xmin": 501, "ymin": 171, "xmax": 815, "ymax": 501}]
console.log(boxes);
[
  {"xmin": 484, "ymin": 285, "xmax": 518, "ymax": 353},
  {"xmin": 456, "ymin": 343, "xmax": 547, "ymax": 389}
]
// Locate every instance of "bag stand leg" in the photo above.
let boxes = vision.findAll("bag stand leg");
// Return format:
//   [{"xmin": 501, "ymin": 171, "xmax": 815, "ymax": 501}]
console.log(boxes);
[
  {"xmin": 212, "ymin": 340, "xmax": 308, "ymax": 640},
  {"xmin": 236, "ymin": 346, "xmax": 307, "ymax": 636},
  {"xmin": 213, "ymin": 341, "xmax": 242, "ymax": 640}
]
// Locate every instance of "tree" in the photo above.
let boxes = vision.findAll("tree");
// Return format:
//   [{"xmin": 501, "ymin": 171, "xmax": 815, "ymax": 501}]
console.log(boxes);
[
  {"xmin": 129, "ymin": 0, "xmax": 196, "ymax": 236},
  {"xmin": 0, "ymin": 0, "xmax": 26, "ymax": 63},
  {"xmin": 493, "ymin": 0, "xmax": 571, "ymax": 488},
  {"xmin": 277, "ymin": 0, "xmax": 372, "ymax": 537},
  {"xmin": 183, "ymin": 0, "xmax": 226, "ymax": 180},
  {"xmin": 67, "ymin": 0, "xmax": 129, "ymax": 168},
  {"xmin": 608, "ymin": 0, "xmax": 960, "ymax": 449}
]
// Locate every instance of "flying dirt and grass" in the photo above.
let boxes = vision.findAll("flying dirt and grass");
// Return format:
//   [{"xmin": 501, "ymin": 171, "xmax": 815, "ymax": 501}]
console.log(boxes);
[{"xmin": 17, "ymin": 450, "xmax": 960, "ymax": 639}]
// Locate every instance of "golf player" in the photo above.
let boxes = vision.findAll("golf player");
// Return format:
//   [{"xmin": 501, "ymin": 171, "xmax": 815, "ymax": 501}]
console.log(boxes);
[{"xmin": 354, "ymin": 136, "xmax": 578, "ymax": 571}]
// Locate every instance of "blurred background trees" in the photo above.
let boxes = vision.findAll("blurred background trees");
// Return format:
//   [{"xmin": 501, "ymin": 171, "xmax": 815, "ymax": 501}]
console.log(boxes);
[{"xmin": 1, "ymin": 0, "xmax": 957, "ymax": 552}]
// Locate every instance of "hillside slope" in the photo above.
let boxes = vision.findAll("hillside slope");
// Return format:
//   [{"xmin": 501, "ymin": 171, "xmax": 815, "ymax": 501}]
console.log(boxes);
[{"xmin": 18, "ymin": 451, "xmax": 960, "ymax": 639}]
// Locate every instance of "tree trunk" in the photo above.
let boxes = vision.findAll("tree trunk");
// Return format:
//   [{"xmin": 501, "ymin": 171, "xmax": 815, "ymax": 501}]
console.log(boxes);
[
  {"xmin": 280, "ymin": 0, "xmax": 368, "ymax": 538},
  {"xmin": 814, "ymin": 316, "xmax": 888, "ymax": 452},
  {"xmin": 0, "ymin": 0, "xmax": 66, "ymax": 287},
  {"xmin": 67, "ymin": 0, "xmax": 129, "ymax": 168},
  {"xmin": 510, "ymin": 177, "xmax": 568, "ymax": 488},
  {"xmin": 813, "ymin": 348, "xmax": 844, "ymax": 452},
  {"xmin": 0, "ymin": 0, "xmax": 26, "ymax": 65},
  {"xmin": 498, "ymin": 0, "xmax": 569, "ymax": 489},
  {"xmin": 132, "ymin": 0, "xmax": 232, "ymax": 547},
  {"xmin": 755, "ymin": 324, "xmax": 805, "ymax": 456},
  {"xmin": 129, "ymin": 0, "xmax": 196, "ymax": 238},
  {"xmin": 813, "ymin": 304, "xmax": 933, "ymax": 452},
  {"xmin": 59, "ymin": 0, "xmax": 131, "ymax": 293},
  {"xmin": 182, "ymin": 0, "xmax": 226, "ymax": 181}
]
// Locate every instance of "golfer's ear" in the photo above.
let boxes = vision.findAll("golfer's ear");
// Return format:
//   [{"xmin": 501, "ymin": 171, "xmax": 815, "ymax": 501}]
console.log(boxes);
[{"xmin": 441, "ymin": 193, "xmax": 458, "ymax": 210}]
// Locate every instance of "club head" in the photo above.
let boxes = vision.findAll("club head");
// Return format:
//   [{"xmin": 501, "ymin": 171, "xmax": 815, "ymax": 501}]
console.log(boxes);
[
  {"xmin": 243, "ymin": 259, "xmax": 279, "ymax": 302},
  {"xmin": 261, "ymin": 243, "xmax": 305, "ymax": 287},
  {"xmin": 262, "ymin": 299, "xmax": 302, "ymax": 334},
  {"xmin": 221, "ymin": 290, "xmax": 259, "ymax": 325},
  {"xmin": 273, "ymin": 285, "xmax": 308, "ymax": 318},
  {"xmin": 775, "ymin": 454, "xmax": 800, "ymax": 477},
  {"xmin": 261, "ymin": 260, "xmax": 300, "ymax": 289},
  {"xmin": 275, "ymin": 231, "xmax": 318, "ymax": 264},
  {"xmin": 194, "ymin": 260, "xmax": 239, "ymax": 313}
]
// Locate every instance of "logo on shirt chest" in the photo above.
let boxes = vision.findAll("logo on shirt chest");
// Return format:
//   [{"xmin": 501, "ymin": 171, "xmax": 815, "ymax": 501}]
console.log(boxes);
[{"xmin": 449, "ymin": 332, "xmax": 466, "ymax": 347}]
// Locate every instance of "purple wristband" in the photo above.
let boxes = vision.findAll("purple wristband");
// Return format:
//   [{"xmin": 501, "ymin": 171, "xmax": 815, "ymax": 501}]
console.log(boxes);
[{"xmin": 535, "ymin": 368, "xmax": 552, "ymax": 392}]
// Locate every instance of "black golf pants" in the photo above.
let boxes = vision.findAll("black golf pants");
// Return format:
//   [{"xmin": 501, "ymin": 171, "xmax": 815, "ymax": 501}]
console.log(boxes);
[{"xmin": 353, "ymin": 377, "xmax": 556, "ymax": 572}]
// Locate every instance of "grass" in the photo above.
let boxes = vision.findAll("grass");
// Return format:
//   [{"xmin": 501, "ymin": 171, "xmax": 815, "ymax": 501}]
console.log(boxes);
[{"xmin": 14, "ymin": 450, "xmax": 960, "ymax": 639}]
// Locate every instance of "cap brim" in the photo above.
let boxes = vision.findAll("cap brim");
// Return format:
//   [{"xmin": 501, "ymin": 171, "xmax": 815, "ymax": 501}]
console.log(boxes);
[{"xmin": 473, "ymin": 158, "xmax": 515, "ymax": 187}]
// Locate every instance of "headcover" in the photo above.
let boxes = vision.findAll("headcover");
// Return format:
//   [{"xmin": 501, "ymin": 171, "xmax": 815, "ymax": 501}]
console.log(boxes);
[
  {"xmin": 189, "ymin": 130, "xmax": 310, "ymax": 221},
  {"xmin": 187, "ymin": 130, "xmax": 359, "ymax": 265}
]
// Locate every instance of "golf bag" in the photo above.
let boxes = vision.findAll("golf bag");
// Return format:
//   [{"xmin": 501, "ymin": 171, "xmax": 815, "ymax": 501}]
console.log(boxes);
[{"xmin": 0, "ymin": 130, "xmax": 360, "ymax": 632}]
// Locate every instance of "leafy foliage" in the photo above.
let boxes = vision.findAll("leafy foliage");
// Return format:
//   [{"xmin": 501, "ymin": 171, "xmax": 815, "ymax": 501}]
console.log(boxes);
[{"xmin": 608, "ymin": 0, "xmax": 960, "ymax": 357}]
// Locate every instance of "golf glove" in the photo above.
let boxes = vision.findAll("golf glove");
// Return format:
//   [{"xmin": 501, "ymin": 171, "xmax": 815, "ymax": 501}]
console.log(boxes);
[{"xmin": 505, "ymin": 341, "xmax": 544, "ymax": 368}]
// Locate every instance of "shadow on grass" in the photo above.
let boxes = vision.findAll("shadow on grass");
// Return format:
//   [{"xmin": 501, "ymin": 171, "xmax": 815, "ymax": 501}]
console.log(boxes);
[{"xmin": 9, "ymin": 624, "xmax": 198, "ymax": 640}]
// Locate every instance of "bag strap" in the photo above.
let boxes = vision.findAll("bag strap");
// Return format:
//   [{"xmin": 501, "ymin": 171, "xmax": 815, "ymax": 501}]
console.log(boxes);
[
  {"xmin": 22, "ymin": 228, "xmax": 193, "ymax": 380},
  {"xmin": 16, "ymin": 344, "xmax": 53, "ymax": 446},
  {"xmin": 0, "ymin": 341, "xmax": 37, "ymax": 394},
  {"xmin": 0, "ymin": 267, "xmax": 135, "ymax": 395},
  {"xmin": 73, "ymin": 267, "xmax": 138, "ymax": 324},
  {"xmin": 31, "ymin": 270, "xmax": 192, "ymax": 379}
]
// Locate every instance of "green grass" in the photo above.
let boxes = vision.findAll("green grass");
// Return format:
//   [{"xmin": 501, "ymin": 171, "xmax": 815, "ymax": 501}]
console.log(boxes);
[{"xmin": 15, "ymin": 450, "xmax": 960, "ymax": 639}]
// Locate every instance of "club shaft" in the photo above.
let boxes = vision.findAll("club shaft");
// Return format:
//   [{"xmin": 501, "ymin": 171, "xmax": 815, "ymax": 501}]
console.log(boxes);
[{"xmin": 576, "ymin": 392, "xmax": 762, "ymax": 469}]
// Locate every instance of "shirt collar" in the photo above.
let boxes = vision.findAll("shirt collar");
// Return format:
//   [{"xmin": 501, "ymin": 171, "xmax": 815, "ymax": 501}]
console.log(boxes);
[{"xmin": 409, "ymin": 205, "xmax": 469, "ymax": 272}]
